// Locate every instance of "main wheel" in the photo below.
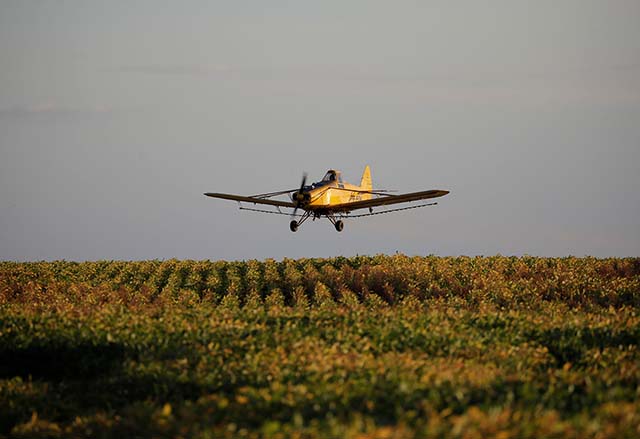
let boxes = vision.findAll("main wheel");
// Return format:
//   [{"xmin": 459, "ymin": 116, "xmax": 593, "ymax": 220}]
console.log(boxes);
[
  {"xmin": 334, "ymin": 220, "xmax": 344, "ymax": 232},
  {"xmin": 289, "ymin": 220, "xmax": 299, "ymax": 232}
]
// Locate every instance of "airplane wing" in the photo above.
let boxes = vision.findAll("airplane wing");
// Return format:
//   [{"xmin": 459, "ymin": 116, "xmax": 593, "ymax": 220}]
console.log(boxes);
[
  {"xmin": 328, "ymin": 189, "xmax": 449, "ymax": 212},
  {"xmin": 204, "ymin": 193, "xmax": 296, "ymax": 208}
]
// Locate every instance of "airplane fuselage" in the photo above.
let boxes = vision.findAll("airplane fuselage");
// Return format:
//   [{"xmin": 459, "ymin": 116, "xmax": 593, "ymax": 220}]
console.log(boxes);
[{"xmin": 290, "ymin": 169, "xmax": 372, "ymax": 211}]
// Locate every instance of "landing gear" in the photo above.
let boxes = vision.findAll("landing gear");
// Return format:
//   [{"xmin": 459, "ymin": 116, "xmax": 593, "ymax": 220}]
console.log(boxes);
[
  {"xmin": 327, "ymin": 215, "xmax": 344, "ymax": 232},
  {"xmin": 289, "ymin": 211, "xmax": 312, "ymax": 232},
  {"xmin": 289, "ymin": 212, "xmax": 345, "ymax": 232}
]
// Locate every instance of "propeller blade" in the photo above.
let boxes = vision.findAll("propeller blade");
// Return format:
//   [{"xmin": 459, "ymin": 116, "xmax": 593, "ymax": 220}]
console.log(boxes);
[
  {"xmin": 291, "ymin": 172, "xmax": 308, "ymax": 218},
  {"xmin": 298, "ymin": 173, "xmax": 307, "ymax": 194}
]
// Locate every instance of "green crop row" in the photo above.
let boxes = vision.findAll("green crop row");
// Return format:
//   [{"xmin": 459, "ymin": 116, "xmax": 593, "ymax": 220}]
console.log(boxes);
[
  {"xmin": 0, "ymin": 256, "xmax": 639, "ymax": 438},
  {"xmin": 2, "ymin": 255, "xmax": 639, "ymax": 310}
]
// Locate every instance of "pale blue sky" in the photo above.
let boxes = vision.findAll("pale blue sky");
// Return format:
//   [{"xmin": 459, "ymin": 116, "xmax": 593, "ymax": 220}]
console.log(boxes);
[{"xmin": 1, "ymin": 1, "xmax": 639, "ymax": 260}]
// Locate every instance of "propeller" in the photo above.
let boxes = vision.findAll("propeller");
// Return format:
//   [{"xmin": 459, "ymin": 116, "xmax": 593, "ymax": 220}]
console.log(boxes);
[{"xmin": 291, "ymin": 172, "xmax": 308, "ymax": 218}]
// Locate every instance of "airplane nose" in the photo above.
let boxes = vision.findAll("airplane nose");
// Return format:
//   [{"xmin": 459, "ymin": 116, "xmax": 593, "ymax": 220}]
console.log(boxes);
[{"xmin": 291, "ymin": 191, "xmax": 310, "ymax": 203}]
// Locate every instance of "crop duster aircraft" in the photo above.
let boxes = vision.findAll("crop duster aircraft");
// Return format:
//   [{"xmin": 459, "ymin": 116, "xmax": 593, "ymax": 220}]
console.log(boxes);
[{"xmin": 204, "ymin": 166, "xmax": 449, "ymax": 232}]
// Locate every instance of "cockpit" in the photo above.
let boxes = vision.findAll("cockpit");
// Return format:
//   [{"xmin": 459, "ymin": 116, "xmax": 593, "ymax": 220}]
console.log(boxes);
[
  {"xmin": 311, "ymin": 170, "xmax": 343, "ymax": 189},
  {"xmin": 321, "ymin": 170, "xmax": 343, "ymax": 183},
  {"xmin": 322, "ymin": 170, "xmax": 336, "ymax": 182}
]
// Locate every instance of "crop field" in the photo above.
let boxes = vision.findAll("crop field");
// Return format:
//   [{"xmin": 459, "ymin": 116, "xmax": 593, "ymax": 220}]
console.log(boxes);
[{"xmin": 1, "ymin": 256, "xmax": 639, "ymax": 438}]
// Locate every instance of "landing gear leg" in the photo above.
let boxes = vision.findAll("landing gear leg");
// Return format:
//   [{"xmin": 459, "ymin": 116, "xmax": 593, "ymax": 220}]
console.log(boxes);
[{"xmin": 289, "ymin": 211, "xmax": 312, "ymax": 232}]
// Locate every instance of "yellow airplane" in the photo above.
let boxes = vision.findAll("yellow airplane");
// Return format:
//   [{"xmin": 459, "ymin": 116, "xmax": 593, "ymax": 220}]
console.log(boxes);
[{"xmin": 204, "ymin": 166, "xmax": 449, "ymax": 232}]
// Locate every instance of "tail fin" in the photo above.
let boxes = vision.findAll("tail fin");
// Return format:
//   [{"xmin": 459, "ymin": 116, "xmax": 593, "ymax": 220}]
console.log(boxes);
[{"xmin": 360, "ymin": 165, "xmax": 372, "ymax": 200}]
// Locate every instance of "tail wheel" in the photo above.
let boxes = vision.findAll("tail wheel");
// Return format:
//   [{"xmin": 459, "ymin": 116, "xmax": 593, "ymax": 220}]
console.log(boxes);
[
  {"xmin": 289, "ymin": 220, "xmax": 299, "ymax": 232},
  {"xmin": 334, "ymin": 220, "xmax": 344, "ymax": 232}
]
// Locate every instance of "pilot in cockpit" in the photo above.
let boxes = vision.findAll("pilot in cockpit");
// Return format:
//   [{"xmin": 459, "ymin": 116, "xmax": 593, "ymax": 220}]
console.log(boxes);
[{"xmin": 323, "ymin": 171, "xmax": 337, "ymax": 182}]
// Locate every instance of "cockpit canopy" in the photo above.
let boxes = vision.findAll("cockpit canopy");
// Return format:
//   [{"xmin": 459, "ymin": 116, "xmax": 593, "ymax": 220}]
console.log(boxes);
[
  {"xmin": 321, "ymin": 170, "xmax": 343, "ymax": 183},
  {"xmin": 308, "ymin": 169, "xmax": 344, "ymax": 189}
]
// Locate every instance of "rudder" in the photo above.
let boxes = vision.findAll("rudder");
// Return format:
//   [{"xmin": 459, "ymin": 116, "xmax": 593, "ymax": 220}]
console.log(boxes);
[{"xmin": 360, "ymin": 165, "xmax": 372, "ymax": 200}]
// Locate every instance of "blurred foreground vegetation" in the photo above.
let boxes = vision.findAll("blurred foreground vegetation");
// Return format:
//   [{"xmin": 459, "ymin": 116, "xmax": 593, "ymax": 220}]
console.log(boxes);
[{"xmin": 1, "ymin": 255, "xmax": 639, "ymax": 438}]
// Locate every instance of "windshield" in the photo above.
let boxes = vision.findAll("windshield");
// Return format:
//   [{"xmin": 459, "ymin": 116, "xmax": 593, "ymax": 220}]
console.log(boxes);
[{"xmin": 322, "ymin": 171, "xmax": 337, "ymax": 182}]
